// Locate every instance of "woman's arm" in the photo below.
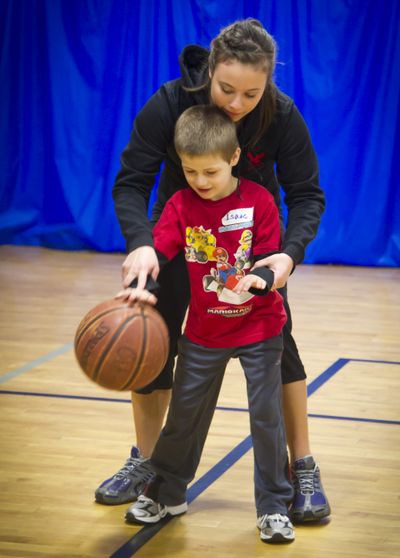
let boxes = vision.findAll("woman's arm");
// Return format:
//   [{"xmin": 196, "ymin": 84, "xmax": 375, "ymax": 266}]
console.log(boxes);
[
  {"xmin": 276, "ymin": 102, "xmax": 325, "ymax": 266},
  {"xmin": 112, "ymin": 85, "xmax": 177, "ymax": 253},
  {"xmin": 112, "ymin": 84, "xmax": 179, "ymax": 288}
]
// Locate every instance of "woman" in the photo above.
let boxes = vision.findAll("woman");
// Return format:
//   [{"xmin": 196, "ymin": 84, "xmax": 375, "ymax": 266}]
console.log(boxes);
[{"xmin": 95, "ymin": 18, "xmax": 330, "ymax": 523}]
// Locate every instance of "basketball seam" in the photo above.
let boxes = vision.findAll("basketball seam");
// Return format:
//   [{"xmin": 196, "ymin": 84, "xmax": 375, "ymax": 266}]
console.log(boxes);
[
  {"xmin": 120, "ymin": 307, "xmax": 148, "ymax": 390},
  {"xmin": 92, "ymin": 312, "xmax": 143, "ymax": 385},
  {"xmin": 75, "ymin": 306, "xmax": 126, "ymax": 347}
]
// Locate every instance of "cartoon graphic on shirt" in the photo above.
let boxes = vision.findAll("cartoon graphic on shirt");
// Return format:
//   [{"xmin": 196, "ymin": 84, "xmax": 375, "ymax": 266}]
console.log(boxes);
[
  {"xmin": 210, "ymin": 247, "xmax": 245, "ymax": 294},
  {"xmin": 233, "ymin": 229, "xmax": 253, "ymax": 270},
  {"xmin": 205, "ymin": 240, "xmax": 256, "ymax": 305},
  {"xmin": 185, "ymin": 226, "xmax": 217, "ymax": 263},
  {"xmin": 185, "ymin": 224, "xmax": 256, "ymax": 305}
]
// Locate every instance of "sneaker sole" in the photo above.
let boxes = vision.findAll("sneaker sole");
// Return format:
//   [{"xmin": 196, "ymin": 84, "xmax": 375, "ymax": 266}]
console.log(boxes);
[
  {"xmin": 291, "ymin": 505, "xmax": 331, "ymax": 523},
  {"xmin": 260, "ymin": 532, "xmax": 295, "ymax": 544},
  {"xmin": 95, "ymin": 478, "xmax": 151, "ymax": 505},
  {"xmin": 95, "ymin": 492, "xmax": 138, "ymax": 505},
  {"xmin": 125, "ymin": 502, "xmax": 188, "ymax": 525}
]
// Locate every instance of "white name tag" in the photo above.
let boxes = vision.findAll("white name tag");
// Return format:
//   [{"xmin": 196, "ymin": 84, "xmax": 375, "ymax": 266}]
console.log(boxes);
[{"xmin": 221, "ymin": 208, "xmax": 254, "ymax": 226}]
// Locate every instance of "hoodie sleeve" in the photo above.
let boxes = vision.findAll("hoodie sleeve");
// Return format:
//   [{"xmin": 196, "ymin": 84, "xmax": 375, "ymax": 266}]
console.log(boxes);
[
  {"xmin": 276, "ymin": 103, "xmax": 325, "ymax": 265},
  {"xmin": 112, "ymin": 85, "xmax": 178, "ymax": 253},
  {"xmin": 112, "ymin": 45, "xmax": 210, "ymax": 256}
]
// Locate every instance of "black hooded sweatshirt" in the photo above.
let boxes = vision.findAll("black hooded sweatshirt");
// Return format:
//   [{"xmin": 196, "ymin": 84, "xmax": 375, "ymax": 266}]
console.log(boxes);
[{"xmin": 112, "ymin": 45, "xmax": 325, "ymax": 266}]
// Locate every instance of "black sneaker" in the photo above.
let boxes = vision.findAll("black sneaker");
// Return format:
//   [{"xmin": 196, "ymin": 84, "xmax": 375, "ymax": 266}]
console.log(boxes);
[
  {"xmin": 291, "ymin": 455, "xmax": 331, "ymax": 522},
  {"xmin": 95, "ymin": 446, "xmax": 155, "ymax": 505}
]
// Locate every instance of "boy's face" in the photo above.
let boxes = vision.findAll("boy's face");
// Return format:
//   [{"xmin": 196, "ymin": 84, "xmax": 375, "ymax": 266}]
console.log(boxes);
[{"xmin": 180, "ymin": 149, "xmax": 240, "ymax": 201}]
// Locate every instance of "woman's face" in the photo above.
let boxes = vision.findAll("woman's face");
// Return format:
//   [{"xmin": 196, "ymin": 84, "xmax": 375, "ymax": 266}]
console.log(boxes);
[{"xmin": 210, "ymin": 60, "xmax": 268, "ymax": 122}]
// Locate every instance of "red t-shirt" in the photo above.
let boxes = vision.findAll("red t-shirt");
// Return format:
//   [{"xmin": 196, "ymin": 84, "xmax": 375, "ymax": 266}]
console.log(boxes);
[{"xmin": 153, "ymin": 178, "xmax": 287, "ymax": 348}]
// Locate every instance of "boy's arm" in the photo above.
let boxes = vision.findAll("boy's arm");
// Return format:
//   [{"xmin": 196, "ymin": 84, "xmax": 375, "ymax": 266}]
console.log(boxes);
[
  {"xmin": 247, "ymin": 269, "xmax": 274, "ymax": 296},
  {"xmin": 234, "ymin": 252, "xmax": 275, "ymax": 296}
]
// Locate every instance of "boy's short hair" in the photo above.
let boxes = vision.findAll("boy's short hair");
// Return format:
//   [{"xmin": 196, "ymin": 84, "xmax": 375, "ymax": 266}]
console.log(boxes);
[{"xmin": 174, "ymin": 105, "xmax": 239, "ymax": 162}]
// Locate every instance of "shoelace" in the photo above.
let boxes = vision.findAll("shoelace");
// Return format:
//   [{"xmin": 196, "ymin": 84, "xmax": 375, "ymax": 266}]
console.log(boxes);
[
  {"xmin": 136, "ymin": 494, "xmax": 163, "ymax": 514},
  {"xmin": 137, "ymin": 495, "xmax": 152, "ymax": 504},
  {"xmin": 294, "ymin": 469, "xmax": 320, "ymax": 494},
  {"xmin": 114, "ymin": 456, "xmax": 146, "ymax": 479},
  {"xmin": 259, "ymin": 513, "xmax": 289, "ymax": 528}
]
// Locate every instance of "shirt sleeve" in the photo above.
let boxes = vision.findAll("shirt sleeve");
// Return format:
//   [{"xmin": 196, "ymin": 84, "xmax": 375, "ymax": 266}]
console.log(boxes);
[{"xmin": 152, "ymin": 196, "xmax": 185, "ymax": 262}]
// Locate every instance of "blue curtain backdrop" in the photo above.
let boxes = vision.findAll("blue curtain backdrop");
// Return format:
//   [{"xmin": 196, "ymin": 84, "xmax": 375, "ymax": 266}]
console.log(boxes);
[{"xmin": 0, "ymin": 0, "xmax": 399, "ymax": 265}]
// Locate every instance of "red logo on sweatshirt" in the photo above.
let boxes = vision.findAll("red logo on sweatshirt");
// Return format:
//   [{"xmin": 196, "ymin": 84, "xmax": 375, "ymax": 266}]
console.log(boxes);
[{"xmin": 247, "ymin": 151, "xmax": 266, "ymax": 167}]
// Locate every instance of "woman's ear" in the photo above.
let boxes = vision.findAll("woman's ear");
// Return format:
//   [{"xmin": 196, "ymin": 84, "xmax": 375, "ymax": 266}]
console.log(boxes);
[{"xmin": 231, "ymin": 147, "xmax": 241, "ymax": 166}]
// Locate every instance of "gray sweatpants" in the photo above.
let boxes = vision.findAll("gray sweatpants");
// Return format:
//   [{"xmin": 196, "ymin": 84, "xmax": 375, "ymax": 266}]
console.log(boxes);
[{"xmin": 150, "ymin": 334, "xmax": 294, "ymax": 516}]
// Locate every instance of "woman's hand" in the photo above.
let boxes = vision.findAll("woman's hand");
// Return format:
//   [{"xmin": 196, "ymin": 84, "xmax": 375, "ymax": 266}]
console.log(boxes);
[
  {"xmin": 121, "ymin": 246, "xmax": 159, "ymax": 289},
  {"xmin": 233, "ymin": 274, "xmax": 266, "ymax": 294},
  {"xmin": 251, "ymin": 253, "xmax": 294, "ymax": 290},
  {"xmin": 115, "ymin": 287, "xmax": 157, "ymax": 306}
]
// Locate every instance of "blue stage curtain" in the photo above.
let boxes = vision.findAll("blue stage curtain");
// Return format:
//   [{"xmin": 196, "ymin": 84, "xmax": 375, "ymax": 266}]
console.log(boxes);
[{"xmin": 0, "ymin": 0, "xmax": 399, "ymax": 264}]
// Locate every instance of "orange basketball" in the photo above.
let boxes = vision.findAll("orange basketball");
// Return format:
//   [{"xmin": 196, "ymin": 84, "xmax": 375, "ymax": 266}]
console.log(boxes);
[{"xmin": 74, "ymin": 298, "xmax": 169, "ymax": 391}]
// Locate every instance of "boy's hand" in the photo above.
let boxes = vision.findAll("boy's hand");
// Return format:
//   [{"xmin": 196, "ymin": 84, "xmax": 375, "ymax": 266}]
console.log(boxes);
[
  {"xmin": 115, "ymin": 287, "xmax": 157, "ymax": 306},
  {"xmin": 233, "ymin": 274, "xmax": 266, "ymax": 294},
  {"xmin": 251, "ymin": 253, "xmax": 294, "ymax": 290},
  {"xmin": 122, "ymin": 246, "xmax": 160, "ymax": 289}
]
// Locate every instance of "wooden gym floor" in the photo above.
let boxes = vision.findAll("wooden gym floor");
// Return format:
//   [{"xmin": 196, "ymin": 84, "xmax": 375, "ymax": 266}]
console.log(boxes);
[{"xmin": 0, "ymin": 245, "xmax": 399, "ymax": 558}]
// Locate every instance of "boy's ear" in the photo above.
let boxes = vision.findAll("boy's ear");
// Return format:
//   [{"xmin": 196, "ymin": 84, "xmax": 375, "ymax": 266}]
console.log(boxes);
[{"xmin": 231, "ymin": 147, "xmax": 241, "ymax": 166}]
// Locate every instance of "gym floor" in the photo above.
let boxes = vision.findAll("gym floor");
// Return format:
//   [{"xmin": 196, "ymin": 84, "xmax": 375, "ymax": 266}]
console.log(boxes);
[{"xmin": 0, "ymin": 245, "xmax": 399, "ymax": 558}]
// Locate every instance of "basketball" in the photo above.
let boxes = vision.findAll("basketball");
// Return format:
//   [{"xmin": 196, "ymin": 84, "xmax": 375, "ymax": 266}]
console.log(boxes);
[{"xmin": 74, "ymin": 298, "xmax": 169, "ymax": 391}]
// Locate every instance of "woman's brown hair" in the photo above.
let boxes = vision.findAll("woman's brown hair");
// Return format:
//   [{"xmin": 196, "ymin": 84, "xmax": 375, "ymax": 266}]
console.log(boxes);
[{"xmin": 185, "ymin": 19, "xmax": 278, "ymax": 148}]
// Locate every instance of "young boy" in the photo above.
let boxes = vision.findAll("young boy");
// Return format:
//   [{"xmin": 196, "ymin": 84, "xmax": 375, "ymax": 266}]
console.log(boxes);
[{"xmin": 117, "ymin": 105, "xmax": 295, "ymax": 543}]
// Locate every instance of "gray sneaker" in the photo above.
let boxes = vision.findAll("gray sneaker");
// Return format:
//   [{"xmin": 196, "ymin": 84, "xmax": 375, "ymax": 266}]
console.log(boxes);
[
  {"xmin": 125, "ymin": 495, "xmax": 188, "ymax": 524},
  {"xmin": 257, "ymin": 513, "xmax": 295, "ymax": 543},
  {"xmin": 95, "ymin": 446, "xmax": 155, "ymax": 505}
]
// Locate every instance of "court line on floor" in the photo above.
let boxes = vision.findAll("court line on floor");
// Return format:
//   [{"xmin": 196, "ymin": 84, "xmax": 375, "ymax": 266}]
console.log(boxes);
[
  {"xmin": 0, "ymin": 389, "xmax": 398, "ymax": 426},
  {"xmin": 348, "ymin": 358, "xmax": 400, "ymax": 365},
  {"xmin": 0, "ymin": 389, "xmax": 130, "ymax": 403},
  {"xmin": 307, "ymin": 413, "xmax": 399, "ymax": 425},
  {"xmin": 0, "ymin": 343, "xmax": 74, "ymax": 385},
  {"xmin": 1, "ymin": 347, "xmax": 397, "ymax": 390}
]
